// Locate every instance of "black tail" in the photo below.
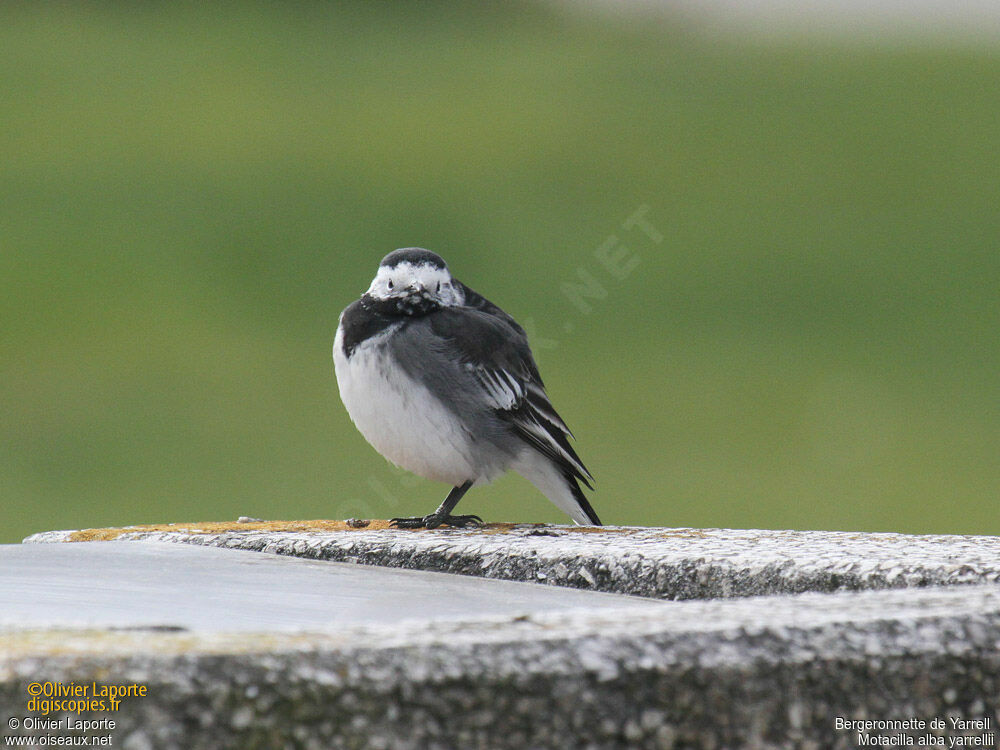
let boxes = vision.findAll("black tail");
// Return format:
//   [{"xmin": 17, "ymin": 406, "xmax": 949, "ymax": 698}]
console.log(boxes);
[{"xmin": 565, "ymin": 470, "xmax": 601, "ymax": 525}]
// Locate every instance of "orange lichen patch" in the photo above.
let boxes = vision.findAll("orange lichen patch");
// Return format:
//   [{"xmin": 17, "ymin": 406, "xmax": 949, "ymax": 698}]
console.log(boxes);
[
  {"xmin": 63, "ymin": 520, "xmax": 639, "ymax": 542},
  {"xmin": 67, "ymin": 519, "xmax": 400, "ymax": 542},
  {"xmin": 651, "ymin": 529, "xmax": 709, "ymax": 539}
]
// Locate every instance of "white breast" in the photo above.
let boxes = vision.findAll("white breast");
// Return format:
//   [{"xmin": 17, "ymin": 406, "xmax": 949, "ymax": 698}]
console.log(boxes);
[{"xmin": 333, "ymin": 324, "xmax": 483, "ymax": 486}]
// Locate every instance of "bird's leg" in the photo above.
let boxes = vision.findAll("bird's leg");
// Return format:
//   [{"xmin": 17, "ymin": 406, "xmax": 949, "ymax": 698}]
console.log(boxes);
[
  {"xmin": 390, "ymin": 480, "xmax": 482, "ymax": 529},
  {"xmin": 425, "ymin": 480, "xmax": 482, "ymax": 529}
]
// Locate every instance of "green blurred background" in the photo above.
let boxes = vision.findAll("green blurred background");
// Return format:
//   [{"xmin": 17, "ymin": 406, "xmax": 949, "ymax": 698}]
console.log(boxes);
[{"xmin": 2, "ymin": 2, "xmax": 998, "ymax": 544}]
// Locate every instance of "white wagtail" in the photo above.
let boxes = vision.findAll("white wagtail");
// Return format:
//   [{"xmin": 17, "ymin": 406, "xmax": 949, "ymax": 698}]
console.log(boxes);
[{"xmin": 333, "ymin": 248, "xmax": 601, "ymax": 529}]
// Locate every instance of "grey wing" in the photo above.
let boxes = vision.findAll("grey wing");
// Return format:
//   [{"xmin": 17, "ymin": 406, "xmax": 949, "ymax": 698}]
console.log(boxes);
[{"xmin": 418, "ymin": 307, "xmax": 593, "ymax": 487}]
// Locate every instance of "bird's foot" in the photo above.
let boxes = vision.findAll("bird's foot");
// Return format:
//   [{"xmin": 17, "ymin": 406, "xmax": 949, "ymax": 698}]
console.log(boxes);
[{"xmin": 390, "ymin": 513, "xmax": 484, "ymax": 530}]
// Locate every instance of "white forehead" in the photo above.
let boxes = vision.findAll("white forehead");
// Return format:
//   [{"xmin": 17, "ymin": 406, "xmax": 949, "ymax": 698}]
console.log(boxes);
[
  {"xmin": 371, "ymin": 261, "xmax": 451, "ymax": 288},
  {"xmin": 366, "ymin": 261, "xmax": 464, "ymax": 306}
]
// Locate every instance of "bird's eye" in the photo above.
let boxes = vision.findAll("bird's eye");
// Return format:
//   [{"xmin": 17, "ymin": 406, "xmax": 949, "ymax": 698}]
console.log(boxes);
[
  {"xmin": 436, "ymin": 282, "xmax": 441, "ymax": 293},
  {"xmin": 387, "ymin": 280, "xmax": 394, "ymax": 290}
]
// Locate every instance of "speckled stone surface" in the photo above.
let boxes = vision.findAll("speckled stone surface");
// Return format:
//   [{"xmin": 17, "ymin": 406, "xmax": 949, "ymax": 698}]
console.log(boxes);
[
  {"xmin": 3, "ymin": 584, "xmax": 1000, "ymax": 749},
  {"xmin": 26, "ymin": 523, "xmax": 1000, "ymax": 599}
]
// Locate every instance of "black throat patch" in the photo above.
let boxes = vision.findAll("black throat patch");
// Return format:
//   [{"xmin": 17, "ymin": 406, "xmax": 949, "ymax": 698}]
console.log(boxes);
[{"xmin": 339, "ymin": 293, "xmax": 440, "ymax": 357}]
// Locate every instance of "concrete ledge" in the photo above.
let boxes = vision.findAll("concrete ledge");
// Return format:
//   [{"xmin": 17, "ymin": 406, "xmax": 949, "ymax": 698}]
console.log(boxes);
[
  {"xmin": 4, "ymin": 584, "xmax": 999, "ymax": 749},
  {"xmin": 26, "ymin": 521, "xmax": 1000, "ymax": 599},
  {"xmin": 15, "ymin": 524, "xmax": 1000, "ymax": 747}
]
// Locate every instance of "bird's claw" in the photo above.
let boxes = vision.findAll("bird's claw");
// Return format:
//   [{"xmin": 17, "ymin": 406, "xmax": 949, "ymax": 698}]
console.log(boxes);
[
  {"xmin": 390, "ymin": 514, "xmax": 484, "ymax": 530},
  {"xmin": 388, "ymin": 516, "xmax": 426, "ymax": 529},
  {"xmin": 434, "ymin": 514, "xmax": 483, "ymax": 529}
]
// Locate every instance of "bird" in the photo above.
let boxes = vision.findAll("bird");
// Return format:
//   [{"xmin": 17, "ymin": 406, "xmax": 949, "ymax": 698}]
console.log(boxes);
[{"xmin": 333, "ymin": 248, "xmax": 601, "ymax": 529}]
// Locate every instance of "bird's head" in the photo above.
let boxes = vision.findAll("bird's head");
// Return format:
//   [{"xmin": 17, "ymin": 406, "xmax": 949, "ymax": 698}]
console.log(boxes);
[{"xmin": 364, "ymin": 248, "xmax": 465, "ymax": 314}]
